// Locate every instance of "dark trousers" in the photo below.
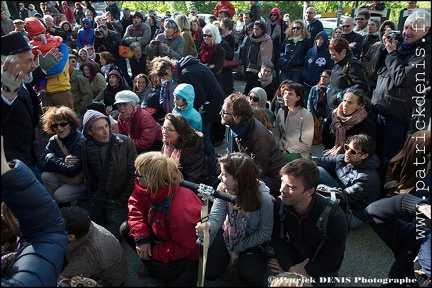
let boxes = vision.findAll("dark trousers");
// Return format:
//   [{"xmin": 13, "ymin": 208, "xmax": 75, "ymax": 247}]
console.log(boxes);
[
  {"xmin": 374, "ymin": 114, "xmax": 409, "ymax": 187},
  {"xmin": 206, "ymin": 232, "xmax": 267, "ymax": 287},
  {"xmin": 364, "ymin": 194, "xmax": 424, "ymax": 283},
  {"xmin": 119, "ymin": 221, "xmax": 197, "ymax": 286}
]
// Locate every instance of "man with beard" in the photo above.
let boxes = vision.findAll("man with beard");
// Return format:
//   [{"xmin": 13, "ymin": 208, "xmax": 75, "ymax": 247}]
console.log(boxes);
[{"xmin": 1, "ymin": 32, "xmax": 61, "ymax": 176}]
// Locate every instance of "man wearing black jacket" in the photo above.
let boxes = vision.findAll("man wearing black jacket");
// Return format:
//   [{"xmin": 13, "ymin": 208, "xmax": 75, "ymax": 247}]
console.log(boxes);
[{"xmin": 264, "ymin": 159, "xmax": 348, "ymax": 286}]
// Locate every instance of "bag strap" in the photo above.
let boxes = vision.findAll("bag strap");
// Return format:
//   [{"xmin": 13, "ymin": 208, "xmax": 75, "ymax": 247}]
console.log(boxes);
[
  {"xmin": 82, "ymin": 28, "xmax": 91, "ymax": 44},
  {"xmin": 312, "ymin": 198, "xmax": 338, "ymax": 262},
  {"xmin": 55, "ymin": 135, "xmax": 69, "ymax": 156}
]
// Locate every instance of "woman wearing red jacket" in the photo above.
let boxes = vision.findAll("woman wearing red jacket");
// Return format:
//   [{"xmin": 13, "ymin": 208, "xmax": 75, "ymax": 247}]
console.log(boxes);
[{"xmin": 119, "ymin": 151, "xmax": 203, "ymax": 286}]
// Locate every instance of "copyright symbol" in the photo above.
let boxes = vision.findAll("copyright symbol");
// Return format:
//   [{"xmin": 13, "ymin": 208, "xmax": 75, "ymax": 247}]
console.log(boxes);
[{"xmin": 268, "ymin": 276, "xmax": 276, "ymax": 283}]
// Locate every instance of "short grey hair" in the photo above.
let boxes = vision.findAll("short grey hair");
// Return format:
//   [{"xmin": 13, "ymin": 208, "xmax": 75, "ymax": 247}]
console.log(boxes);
[
  {"xmin": 261, "ymin": 60, "xmax": 274, "ymax": 71},
  {"xmin": 129, "ymin": 41, "xmax": 141, "ymax": 50}
]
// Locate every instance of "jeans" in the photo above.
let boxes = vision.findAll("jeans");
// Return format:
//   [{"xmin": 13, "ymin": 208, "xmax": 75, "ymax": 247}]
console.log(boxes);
[
  {"xmin": 102, "ymin": 201, "xmax": 128, "ymax": 241},
  {"xmin": 317, "ymin": 166, "xmax": 341, "ymax": 188},
  {"xmin": 279, "ymin": 70, "xmax": 303, "ymax": 85},
  {"xmin": 202, "ymin": 121, "xmax": 217, "ymax": 177}
]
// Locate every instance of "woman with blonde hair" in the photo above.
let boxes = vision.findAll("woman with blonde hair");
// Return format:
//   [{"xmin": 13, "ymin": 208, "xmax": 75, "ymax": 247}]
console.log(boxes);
[
  {"xmin": 119, "ymin": 152, "xmax": 202, "ymax": 285},
  {"xmin": 175, "ymin": 14, "xmax": 198, "ymax": 57},
  {"xmin": 278, "ymin": 20, "xmax": 311, "ymax": 84}
]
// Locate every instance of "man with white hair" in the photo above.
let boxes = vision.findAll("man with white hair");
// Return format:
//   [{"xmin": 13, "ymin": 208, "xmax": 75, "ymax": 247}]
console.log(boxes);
[
  {"xmin": 42, "ymin": 14, "xmax": 67, "ymax": 40},
  {"xmin": 340, "ymin": 17, "xmax": 364, "ymax": 58},
  {"xmin": 1, "ymin": 32, "xmax": 61, "ymax": 176},
  {"xmin": 371, "ymin": 9, "xmax": 431, "ymax": 191},
  {"xmin": 304, "ymin": 6, "xmax": 323, "ymax": 45}
]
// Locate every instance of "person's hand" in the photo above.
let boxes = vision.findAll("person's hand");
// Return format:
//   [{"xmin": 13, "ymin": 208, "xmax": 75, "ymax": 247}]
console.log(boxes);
[
  {"xmin": 136, "ymin": 243, "xmax": 152, "ymax": 260},
  {"xmin": 64, "ymin": 155, "xmax": 78, "ymax": 166},
  {"xmin": 229, "ymin": 251, "xmax": 238, "ymax": 266},
  {"xmin": 195, "ymin": 221, "xmax": 210, "ymax": 237},
  {"xmin": 1, "ymin": 57, "xmax": 24, "ymax": 96},
  {"xmin": 383, "ymin": 28, "xmax": 397, "ymax": 53},
  {"xmin": 267, "ymin": 258, "xmax": 285, "ymax": 274},
  {"xmin": 38, "ymin": 47, "xmax": 62, "ymax": 71},
  {"xmin": 288, "ymin": 258, "xmax": 311, "ymax": 278}
]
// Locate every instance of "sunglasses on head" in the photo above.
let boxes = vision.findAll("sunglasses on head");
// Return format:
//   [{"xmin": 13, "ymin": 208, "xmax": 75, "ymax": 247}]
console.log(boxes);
[
  {"xmin": 344, "ymin": 144, "xmax": 363, "ymax": 156},
  {"xmin": 51, "ymin": 122, "xmax": 69, "ymax": 129},
  {"xmin": 248, "ymin": 95, "xmax": 259, "ymax": 102}
]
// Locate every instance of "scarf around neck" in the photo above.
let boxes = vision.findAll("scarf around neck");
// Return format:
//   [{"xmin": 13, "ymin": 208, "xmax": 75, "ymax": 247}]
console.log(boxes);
[
  {"xmin": 199, "ymin": 42, "xmax": 218, "ymax": 63},
  {"xmin": 325, "ymin": 104, "xmax": 367, "ymax": 156},
  {"xmin": 266, "ymin": 20, "xmax": 281, "ymax": 41},
  {"xmin": 223, "ymin": 204, "xmax": 251, "ymax": 254}
]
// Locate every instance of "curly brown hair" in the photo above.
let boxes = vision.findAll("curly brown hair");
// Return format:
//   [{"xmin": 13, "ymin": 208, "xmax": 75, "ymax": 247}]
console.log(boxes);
[{"xmin": 41, "ymin": 106, "xmax": 81, "ymax": 135}]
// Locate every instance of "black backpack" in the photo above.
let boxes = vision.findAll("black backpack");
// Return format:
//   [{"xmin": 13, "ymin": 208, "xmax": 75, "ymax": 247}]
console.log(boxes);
[
  {"xmin": 275, "ymin": 184, "xmax": 349, "ymax": 262},
  {"xmin": 312, "ymin": 184, "xmax": 350, "ymax": 261}
]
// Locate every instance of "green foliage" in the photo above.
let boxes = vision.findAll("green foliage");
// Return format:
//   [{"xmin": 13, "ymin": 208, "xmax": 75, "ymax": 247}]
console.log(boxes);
[{"xmin": 114, "ymin": 1, "xmax": 430, "ymax": 24}]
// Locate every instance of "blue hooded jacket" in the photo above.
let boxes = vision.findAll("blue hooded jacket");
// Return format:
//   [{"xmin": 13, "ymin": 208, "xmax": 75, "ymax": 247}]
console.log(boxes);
[
  {"xmin": 172, "ymin": 83, "xmax": 203, "ymax": 132},
  {"xmin": 303, "ymin": 30, "xmax": 334, "ymax": 86}
]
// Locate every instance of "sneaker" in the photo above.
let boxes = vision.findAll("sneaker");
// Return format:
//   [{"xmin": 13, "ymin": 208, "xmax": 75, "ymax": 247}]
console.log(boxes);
[
  {"xmin": 136, "ymin": 264, "xmax": 148, "ymax": 278},
  {"xmin": 70, "ymin": 276, "xmax": 100, "ymax": 287}
]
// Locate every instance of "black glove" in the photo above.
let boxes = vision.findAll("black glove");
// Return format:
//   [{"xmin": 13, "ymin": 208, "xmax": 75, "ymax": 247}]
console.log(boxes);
[{"xmin": 38, "ymin": 52, "xmax": 57, "ymax": 71}]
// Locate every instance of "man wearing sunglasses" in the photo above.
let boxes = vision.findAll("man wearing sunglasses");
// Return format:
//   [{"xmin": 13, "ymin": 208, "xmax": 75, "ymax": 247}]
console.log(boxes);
[
  {"xmin": 340, "ymin": 17, "xmax": 364, "ymax": 58},
  {"xmin": 354, "ymin": 10, "xmax": 371, "ymax": 36},
  {"xmin": 313, "ymin": 133, "xmax": 381, "ymax": 229}
]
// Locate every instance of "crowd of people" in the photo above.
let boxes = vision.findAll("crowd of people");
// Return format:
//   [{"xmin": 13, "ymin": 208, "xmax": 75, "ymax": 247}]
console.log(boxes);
[{"xmin": 1, "ymin": 1, "xmax": 430, "ymax": 287}]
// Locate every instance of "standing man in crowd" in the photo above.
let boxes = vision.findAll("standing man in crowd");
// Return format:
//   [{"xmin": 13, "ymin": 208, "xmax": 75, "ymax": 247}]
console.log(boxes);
[
  {"xmin": 371, "ymin": 9, "xmax": 431, "ymax": 187},
  {"xmin": 340, "ymin": 17, "xmax": 364, "ymax": 58},
  {"xmin": 304, "ymin": 6, "xmax": 323, "ymax": 47},
  {"xmin": 354, "ymin": 10, "xmax": 371, "ymax": 36}
]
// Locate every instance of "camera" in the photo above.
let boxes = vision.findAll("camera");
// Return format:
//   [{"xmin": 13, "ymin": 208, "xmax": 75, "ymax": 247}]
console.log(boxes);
[
  {"xmin": 387, "ymin": 30, "xmax": 401, "ymax": 40},
  {"xmin": 95, "ymin": 30, "xmax": 103, "ymax": 37}
]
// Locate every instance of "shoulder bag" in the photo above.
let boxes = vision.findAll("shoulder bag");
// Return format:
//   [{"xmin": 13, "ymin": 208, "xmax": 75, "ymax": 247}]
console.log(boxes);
[{"xmin": 55, "ymin": 136, "xmax": 85, "ymax": 185}]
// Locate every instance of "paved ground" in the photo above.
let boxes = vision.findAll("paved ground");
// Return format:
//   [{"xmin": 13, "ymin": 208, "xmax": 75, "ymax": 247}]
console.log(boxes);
[{"xmin": 121, "ymin": 75, "xmax": 395, "ymax": 287}]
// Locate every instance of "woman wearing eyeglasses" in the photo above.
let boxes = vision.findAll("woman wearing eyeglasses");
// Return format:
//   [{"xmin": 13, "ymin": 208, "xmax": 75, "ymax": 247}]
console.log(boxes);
[
  {"xmin": 278, "ymin": 20, "xmax": 311, "ymax": 84},
  {"xmin": 37, "ymin": 106, "xmax": 86, "ymax": 206},
  {"xmin": 322, "ymin": 87, "xmax": 376, "ymax": 156},
  {"xmin": 161, "ymin": 113, "xmax": 208, "ymax": 184},
  {"xmin": 119, "ymin": 151, "xmax": 203, "ymax": 285}
]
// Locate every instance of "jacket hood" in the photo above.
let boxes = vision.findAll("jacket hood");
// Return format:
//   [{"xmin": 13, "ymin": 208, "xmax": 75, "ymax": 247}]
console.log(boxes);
[
  {"xmin": 249, "ymin": 87, "xmax": 267, "ymax": 109},
  {"xmin": 178, "ymin": 55, "xmax": 200, "ymax": 69},
  {"xmin": 269, "ymin": 8, "xmax": 281, "ymax": 26},
  {"xmin": 314, "ymin": 30, "xmax": 329, "ymax": 51},
  {"xmin": 81, "ymin": 18, "xmax": 91, "ymax": 26},
  {"xmin": 173, "ymin": 83, "xmax": 195, "ymax": 107},
  {"xmin": 26, "ymin": 17, "xmax": 46, "ymax": 39},
  {"xmin": 108, "ymin": 69, "xmax": 124, "ymax": 86}
]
